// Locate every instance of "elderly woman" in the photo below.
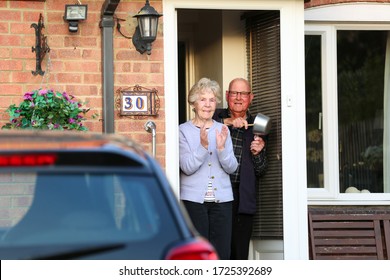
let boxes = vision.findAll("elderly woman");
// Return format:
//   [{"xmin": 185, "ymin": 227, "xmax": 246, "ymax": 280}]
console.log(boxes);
[{"xmin": 179, "ymin": 77, "xmax": 238, "ymax": 259}]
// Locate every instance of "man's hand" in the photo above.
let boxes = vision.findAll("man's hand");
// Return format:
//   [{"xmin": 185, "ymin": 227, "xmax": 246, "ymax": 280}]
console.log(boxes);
[
  {"xmin": 224, "ymin": 117, "xmax": 249, "ymax": 129},
  {"xmin": 250, "ymin": 135, "xmax": 265, "ymax": 155}
]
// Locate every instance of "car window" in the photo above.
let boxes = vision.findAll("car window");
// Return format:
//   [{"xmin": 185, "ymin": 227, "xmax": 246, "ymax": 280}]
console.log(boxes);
[{"xmin": 0, "ymin": 171, "xmax": 181, "ymax": 258}]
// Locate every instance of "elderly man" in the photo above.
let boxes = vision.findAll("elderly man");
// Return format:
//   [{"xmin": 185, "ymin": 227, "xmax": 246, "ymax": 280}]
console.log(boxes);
[{"xmin": 213, "ymin": 77, "xmax": 268, "ymax": 260}]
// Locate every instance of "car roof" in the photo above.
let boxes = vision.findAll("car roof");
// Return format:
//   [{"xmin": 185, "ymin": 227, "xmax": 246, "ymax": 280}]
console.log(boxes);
[
  {"xmin": 0, "ymin": 130, "xmax": 151, "ymax": 168},
  {"xmin": 0, "ymin": 130, "xmax": 144, "ymax": 153}
]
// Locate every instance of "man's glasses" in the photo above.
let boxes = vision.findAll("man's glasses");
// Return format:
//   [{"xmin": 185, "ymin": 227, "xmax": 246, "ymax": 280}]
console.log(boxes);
[{"xmin": 228, "ymin": 91, "xmax": 252, "ymax": 98}]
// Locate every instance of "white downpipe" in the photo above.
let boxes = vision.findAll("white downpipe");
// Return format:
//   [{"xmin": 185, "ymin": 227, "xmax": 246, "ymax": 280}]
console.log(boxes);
[{"xmin": 144, "ymin": 121, "xmax": 156, "ymax": 157}]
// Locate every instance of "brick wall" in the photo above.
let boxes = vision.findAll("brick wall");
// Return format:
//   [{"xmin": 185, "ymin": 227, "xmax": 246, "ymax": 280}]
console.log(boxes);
[{"xmin": 0, "ymin": 0, "xmax": 165, "ymax": 167}]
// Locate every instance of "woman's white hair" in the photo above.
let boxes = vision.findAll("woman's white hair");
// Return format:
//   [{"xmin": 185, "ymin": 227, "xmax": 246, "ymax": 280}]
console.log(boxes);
[{"xmin": 188, "ymin": 77, "xmax": 222, "ymax": 105}]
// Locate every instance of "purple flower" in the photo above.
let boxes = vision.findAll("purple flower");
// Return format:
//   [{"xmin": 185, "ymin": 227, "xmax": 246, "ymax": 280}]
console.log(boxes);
[
  {"xmin": 23, "ymin": 92, "xmax": 33, "ymax": 101},
  {"xmin": 39, "ymin": 89, "xmax": 48, "ymax": 95},
  {"xmin": 62, "ymin": 92, "xmax": 70, "ymax": 101},
  {"xmin": 4, "ymin": 88, "xmax": 90, "ymax": 131}
]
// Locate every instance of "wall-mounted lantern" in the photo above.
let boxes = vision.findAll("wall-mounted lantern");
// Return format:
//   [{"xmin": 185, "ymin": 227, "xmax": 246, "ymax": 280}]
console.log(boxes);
[
  {"xmin": 64, "ymin": 3, "xmax": 88, "ymax": 33},
  {"xmin": 116, "ymin": 0, "xmax": 162, "ymax": 55}
]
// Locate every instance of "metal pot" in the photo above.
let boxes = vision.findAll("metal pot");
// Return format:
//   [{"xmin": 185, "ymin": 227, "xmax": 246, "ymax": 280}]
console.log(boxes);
[{"xmin": 252, "ymin": 113, "xmax": 271, "ymax": 135}]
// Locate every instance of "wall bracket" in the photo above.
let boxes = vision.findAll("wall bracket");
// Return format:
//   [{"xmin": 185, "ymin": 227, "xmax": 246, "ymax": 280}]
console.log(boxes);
[{"xmin": 31, "ymin": 13, "xmax": 50, "ymax": 76}]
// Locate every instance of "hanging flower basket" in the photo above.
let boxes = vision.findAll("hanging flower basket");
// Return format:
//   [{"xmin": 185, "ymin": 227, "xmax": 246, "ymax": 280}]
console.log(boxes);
[{"xmin": 2, "ymin": 88, "xmax": 90, "ymax": 131}]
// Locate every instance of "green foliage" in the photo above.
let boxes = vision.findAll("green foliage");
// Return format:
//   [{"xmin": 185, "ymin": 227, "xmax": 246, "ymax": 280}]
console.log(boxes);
[{"xmin": 2, "ymin": 88, "xmax": 92, "ymax": 131}]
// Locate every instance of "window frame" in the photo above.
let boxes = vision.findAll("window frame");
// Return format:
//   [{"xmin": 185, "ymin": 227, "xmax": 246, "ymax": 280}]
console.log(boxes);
[{"xmin": 305, "ymin": 22, "xmax": 390, "ymax": 205}]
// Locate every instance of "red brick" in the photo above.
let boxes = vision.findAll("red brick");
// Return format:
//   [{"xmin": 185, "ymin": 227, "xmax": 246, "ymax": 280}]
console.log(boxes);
[
  {"xmin": 11, "ymin": 47, "xmax": 33, "ymax": 59},
  {"xmin": 0, "ymin": 60, "xmax": 23, "ymax": 71},
  {"xmin": 64, "ymin": 37, "xmax": 98, "ymax": 48},
  {"xmin": 10, "ymin": 0, "xmax": 45, "ymax": 9},
  {"xmin": 56, "ymin": 73, "xmax": 83, "ymax": 83},
  {"xmin": 0, "ymin": 35, "xmax": 22, "ymax": 46},
  {"xmin": 0, "ymin": 22, "xmax": 8, "ymax": 33},
  {"xmin": 11, "ymin": 72, "xmax": 32, "ymax": 83},
  {"xmin": 84, "ymin": 73, "xmax": 102, "ymax": 84},
  {"xmin": 82, "ymin": 49, "xmax": 101, "ymax": 60},
  {"xmin": 0, "ymin": 11, "xmax": 22, "ymax": 22},
  {"xmin": 64, "ymin": 61, "xmax": 100, "ymax": 72},
  {"xmin": 0, "ymin": 72, "xmax": 10, "ymax": 83}
]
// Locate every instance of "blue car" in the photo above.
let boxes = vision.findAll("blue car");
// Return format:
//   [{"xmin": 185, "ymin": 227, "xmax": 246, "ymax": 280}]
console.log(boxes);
[{"xmin": 0, "ymin": 130, "xmax": 218, "ymax": 260}]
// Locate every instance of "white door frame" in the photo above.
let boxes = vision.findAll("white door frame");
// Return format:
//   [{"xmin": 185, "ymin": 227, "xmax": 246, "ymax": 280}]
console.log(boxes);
[{"xmin": 163, "ymin": 0, "xmax": 308, "ymax": 260}]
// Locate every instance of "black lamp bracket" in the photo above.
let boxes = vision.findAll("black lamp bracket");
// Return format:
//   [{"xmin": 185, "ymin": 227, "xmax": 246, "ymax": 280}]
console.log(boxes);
[
  {"xmin": 115, "ymin": 17, "xmax": 132, "ymax": 39},
  {"xmin": 115, "ymin": 16, "xmax": 150, "ymax": 54},
  {"xmin": 31, "ymin": 13, "xmax": 50, "ymax": 76}
]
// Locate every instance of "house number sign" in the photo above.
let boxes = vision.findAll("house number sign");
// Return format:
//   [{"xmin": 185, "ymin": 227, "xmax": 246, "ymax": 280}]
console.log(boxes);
[
  {"xmin": 122, "ymin": 93, "xmax": 148, "ymax": 113},
  {"xmin": 117, "ymin": 85, "xmax": 159, "ymax": 116}
]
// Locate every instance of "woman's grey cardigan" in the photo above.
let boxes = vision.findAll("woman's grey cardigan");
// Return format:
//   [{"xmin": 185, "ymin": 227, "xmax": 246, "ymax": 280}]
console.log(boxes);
[{"xmin": 179, "ymin": 120, "xmax": 238, "ymax": 203}]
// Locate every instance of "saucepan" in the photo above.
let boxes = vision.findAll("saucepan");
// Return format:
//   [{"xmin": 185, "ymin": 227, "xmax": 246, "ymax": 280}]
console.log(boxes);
[{"xmin": 250, "ymin": 113, "xmax": 271, "ymax": 135}]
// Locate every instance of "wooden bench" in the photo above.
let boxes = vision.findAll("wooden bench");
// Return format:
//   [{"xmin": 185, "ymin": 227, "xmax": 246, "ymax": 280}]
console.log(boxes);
[{"xmin": 308, "ymin": 212, "xmax": 390, "ymax": 260}]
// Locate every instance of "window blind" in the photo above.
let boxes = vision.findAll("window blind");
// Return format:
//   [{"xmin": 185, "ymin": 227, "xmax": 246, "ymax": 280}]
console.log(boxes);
[{"xmin": 244, "ymin": 11, "xmax": 283, "ymax": 239}]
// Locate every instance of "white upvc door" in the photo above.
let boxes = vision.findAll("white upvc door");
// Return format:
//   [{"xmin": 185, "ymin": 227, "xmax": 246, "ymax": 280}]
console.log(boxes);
[{"xmin": 164, "ymin": 0, "xmax": 307, "ymax": 260}]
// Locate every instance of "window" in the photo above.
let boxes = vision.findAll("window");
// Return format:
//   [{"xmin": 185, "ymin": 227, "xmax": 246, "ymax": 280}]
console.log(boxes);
[
  {"xmin": 305, "ymin": 23, "xmax": 390, "ymax": 203},
  {"xmin": 0, "ymin": 171, "xmax": 181, "ymax": 259}
]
